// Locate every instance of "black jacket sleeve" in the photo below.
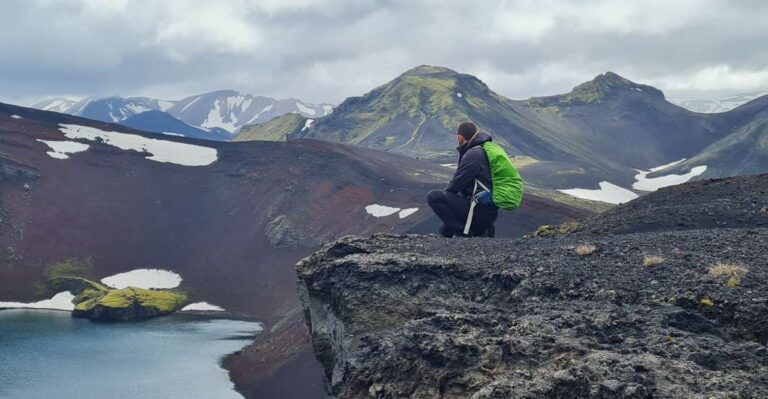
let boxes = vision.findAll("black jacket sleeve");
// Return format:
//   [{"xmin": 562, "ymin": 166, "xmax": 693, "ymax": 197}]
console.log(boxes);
[{"xmin": 445, "ymin": 147, "xmax": 482, "ymax": 194}]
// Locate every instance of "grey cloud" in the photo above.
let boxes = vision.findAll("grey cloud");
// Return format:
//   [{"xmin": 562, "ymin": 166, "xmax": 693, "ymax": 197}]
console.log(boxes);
[{"xmin": 1, "ymin": 0, "xmax": 767, "ymax": 106}]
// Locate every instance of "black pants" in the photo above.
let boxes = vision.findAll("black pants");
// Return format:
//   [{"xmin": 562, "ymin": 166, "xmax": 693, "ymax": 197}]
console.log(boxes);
[{"xmin": 427, "ymin": 189, "xmax": 498, "ymax": 237}]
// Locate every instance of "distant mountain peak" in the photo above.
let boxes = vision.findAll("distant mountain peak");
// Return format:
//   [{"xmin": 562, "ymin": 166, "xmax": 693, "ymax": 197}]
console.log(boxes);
[
  {"xmin": 593, "ymin": 71, "xmax": 631, "ymax": 84},
  {"xmin": 670, "ymin": 91, "xmax": 768, "ymax": 113},
  {"xmin": 529, "ymin": 72, "xmax": 664, "ymax": 109},
  {"xmin": 402, "ymin": 65, "xmax": 459, "ymax": 77},
  {"xmin": 198, "ymin": 89, "xmax": 242, "ymax": 97}
]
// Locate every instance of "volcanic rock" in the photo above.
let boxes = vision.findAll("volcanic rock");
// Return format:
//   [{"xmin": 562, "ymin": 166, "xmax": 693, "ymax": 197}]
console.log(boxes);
[{"xmin": 298, "ymin": 174, "xmax": 768, "ymax": 398}]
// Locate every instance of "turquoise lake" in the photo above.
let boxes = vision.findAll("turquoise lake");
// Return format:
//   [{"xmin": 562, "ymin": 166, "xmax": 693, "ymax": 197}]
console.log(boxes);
[{"xmin": 0, "ymin": 309, "xmax": 261, "ymax": 399}]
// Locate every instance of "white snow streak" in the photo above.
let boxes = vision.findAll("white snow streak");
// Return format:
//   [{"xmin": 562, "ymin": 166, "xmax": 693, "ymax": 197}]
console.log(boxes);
[
  {"xmin": 179, "ymin": 96, "xmax": 201, "ymax": 113},
  {"xmin": 37, "ymin": 139, "xmax": 90, "ymax": 159},
  {"xmin": 559, "ymin": 159, "xmax": 707, "ymax": 204},
  {"xmin": 10, "ymin": 115, "xmax": 22, "ymax": 119},
  {"xmin": 59, "ymin": 124, "xmax": 218, "ymax": 166},
  {"xmin": 365, "ymin": 205, "xmax": 419, "ymax": 218},
  {"xmin": 559, "ymin": 182, "xmax": 639, "ymax": 205},
  {"xmin": 295, "ymin": 102, "xmax": 317, "ymax": 117},
  {"xmin": 633, "ymin": 159, "xmax": 708, "ymax": 191},
  {"xmin": 125, "ymin": 104, "xmax": 151, "ymax": 115},
  {"xmin": 365, "ymin": 204, "xmax": 401, "ymax": 217},
  {"xmin": 181, "ymin": 302, "xmax": 226, "ymax": 312},
  {"xmin": 302, "ymin": 119, "xmax": 315, "ymax": 131},
  {"xmin": 398, "ymin": 208, "xmax": 419, "ymax": 218},
  {"xmin": 0, "ymin": 291, "xmax": 75, "ymax": 311},
  {"xmin": 202, "ymin": 100, "xmax": 238, "ymax": 132}
]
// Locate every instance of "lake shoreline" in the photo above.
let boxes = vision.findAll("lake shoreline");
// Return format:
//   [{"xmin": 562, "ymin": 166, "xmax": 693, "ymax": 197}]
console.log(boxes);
[{"xmin": 0, "ymin": 308, "xmax": 264, "ymax": 399}]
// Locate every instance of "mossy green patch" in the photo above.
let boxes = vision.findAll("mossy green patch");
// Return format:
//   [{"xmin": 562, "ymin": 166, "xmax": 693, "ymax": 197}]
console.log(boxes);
[
  {"xmin": 528, "ymin": 72, "xmax": 662, "ymax": 110},
  {"xmin": 45, "ymin": 258, "xmax": 93, "ymax": 280},
  {"xmin": 38, "ymin": 259, "xmax": 95, "ymax": 297},
  {"xmin": 532, "ymin": 221, "xmax": 582, "ymax": 237},
  {"xmin": 71, "ymin": 279, "xmax": 188, "ymax": 321},
  {"xmin": 235, "ymin": 113, "xmax": 305, "ymax": 142},
  {"xmin": 74, "ymin": 285, "xmax": 186, "ymax": 311}
]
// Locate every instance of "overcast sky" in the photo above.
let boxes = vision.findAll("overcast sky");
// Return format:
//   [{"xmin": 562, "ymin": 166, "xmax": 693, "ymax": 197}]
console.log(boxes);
[{"xmin": 1, "ymin": 0, "xmax": 767, "ymax": 106}]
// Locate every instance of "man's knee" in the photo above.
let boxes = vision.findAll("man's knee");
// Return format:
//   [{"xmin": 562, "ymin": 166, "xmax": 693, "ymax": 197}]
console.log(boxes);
[{"xmin": 427, "ymin": 189, "xmax": 444, "ymax": 206}]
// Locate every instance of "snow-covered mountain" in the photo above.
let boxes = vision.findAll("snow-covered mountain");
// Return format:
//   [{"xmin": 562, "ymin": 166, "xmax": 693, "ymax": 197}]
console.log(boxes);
[
  {"xmin": 669, "ymin": 91, "xmax": 768, "ymax": 113},
  {"xmin": 167, "ymin": 90, "xmax": 333, "ymax": 132},
  {"xmin": 33, "ymin": 91, "xmax": 334, "ymax": 134},
  {"xmin": 33, "ymin": 97, "xmax": 77, "ymax": 113}
]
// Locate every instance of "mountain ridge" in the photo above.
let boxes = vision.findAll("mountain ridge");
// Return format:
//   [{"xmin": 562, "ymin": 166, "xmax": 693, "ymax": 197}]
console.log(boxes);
[
  {"xmin": 236, "ymin": 65, "xmax": 768, "ymax": 201},
  {"xmin": 33, "ymin": 90, "xmax": 334, "ymax": 135}
]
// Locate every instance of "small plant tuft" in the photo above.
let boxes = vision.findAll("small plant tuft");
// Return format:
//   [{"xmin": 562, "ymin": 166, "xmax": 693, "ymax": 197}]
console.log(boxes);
[
  {"xmin": 643, "ymin": 255, "xmax": 664, "ymax": 267},
  {"xmin": 709, "ymin": 262, "xmax": 748, "ymax": 288},
  {"xmin": 575, "ymin": 244, "xmax": 597, "ymax": 256},
  {"xmin": 700, "ymin": 297, "xmax": 714, "ymax": 307}
]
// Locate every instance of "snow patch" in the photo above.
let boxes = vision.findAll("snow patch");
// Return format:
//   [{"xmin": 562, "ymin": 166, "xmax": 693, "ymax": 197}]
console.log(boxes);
[
  {"xmin": 37, "ymin": 139, "xmax": 90, "ymax": 159},
  {"xmin": 246, "ymin": 104, "xmax": 274, "ymax": 124},
  {"xmin": 559, "ymin": 182, "xmax": 639, "ymax": 205},
  {"xmin": 648, "ymin": 158, "xmax": 686, "ymax": 172},
  {"xmin": 257, "ymin": 104, "xmax": 274, "ymax": 116},
  {"xmin": 162, "ymin": 132, "xmax": 185, "ymax": 137},
  {"xmin": 42, "ymin": 99, "xmax": 74, "ymax": 112},
  {"xmin": 456, "ymin": 92, "xmax": 463, "ymax": 98},
  {"xmin": 10, "ymin": 114, "xmax": 22, "ymax": 119},
  {"xmin": 101, "ymin": 268, "xmax": 182, "ymax": 289},
  {"xmin": 0, "ymin": 291, "xmax": 75, "ymax": 311},
  {"xmin": 302, "ymin": 119, "xmax": 315, "ymax": 131},
  {"xmin": 295, "ymin": 102, "xmax": 317, "ymax": 117},
  {"xmin": 125, "ymin": 103, "xmax": 151, "ymax": 116},
  {"xmin": 633, "ymin": 160, "xmax": 708, "ymax": 191},
  {"xmin": 203, "ymin": 102, "xmax": 226, "ymax": 131},
  {"xmin": 559, "ymin": 159, "xmax": 707, "ymax": 204},
  {"xmin": 365, "ymin": 205, "xmax": 419, "ymax": 218},
  {"xmin": 322, "ymin": 104, "xmax": 334, "ymax": 115},
  {"xmin": 202, "ymin": 100, "xmax": 238, "ymax": 132},
  {"xmin": 365, "ymin": 204, "xmax": 401, "ymax": 217},
  {"xmin": 181, "ymin": 302, "xmax": 225, "ymax": 312},
  {"xmin": 59, "ymin": 124, "xmax": 217, "ymax": 166},
  {"xmin": 238, "ymin": 97, "xmax": 253, "ymax": 113},
  {"xmin": 441, "ymin": 163, "xmax": 458, "ymax": 169},
  {"xmin": 399, "ymin": 208, "xmax": 419, "ymax": 218}
]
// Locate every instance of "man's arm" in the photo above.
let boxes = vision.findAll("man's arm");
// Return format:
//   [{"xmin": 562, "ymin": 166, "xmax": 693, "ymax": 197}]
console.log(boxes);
[{"xmin": 445, "ymin": 148, "xmax": 482, "ymax": 194}]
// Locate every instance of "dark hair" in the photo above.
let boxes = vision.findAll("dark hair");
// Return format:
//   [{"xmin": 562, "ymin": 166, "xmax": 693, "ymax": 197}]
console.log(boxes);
[{"xmin": 457, "ymin": 122, "xmax": 477, "ymax": 140}]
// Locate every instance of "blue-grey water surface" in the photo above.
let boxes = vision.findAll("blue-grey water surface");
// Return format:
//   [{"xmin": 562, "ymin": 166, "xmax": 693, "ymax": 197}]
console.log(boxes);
[{"xmin": 0, "ymin": 309, "xmax": 261, "ymax": 399}]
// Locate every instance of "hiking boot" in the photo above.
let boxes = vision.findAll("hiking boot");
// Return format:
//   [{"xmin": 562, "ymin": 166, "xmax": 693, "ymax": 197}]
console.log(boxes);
[
  {"xmin": 438, "ymin": 223, "xmax": 455, "ymax": 238},
  {"xmin": 485, "ymin": 225, "xmax": 495, "ymax": 238}
]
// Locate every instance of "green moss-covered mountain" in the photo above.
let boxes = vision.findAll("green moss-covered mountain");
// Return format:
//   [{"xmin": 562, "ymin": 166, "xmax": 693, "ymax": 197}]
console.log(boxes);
[
  {"xmin": 235, "ymin": 112, "xmax": 306, "ymax": 142},
  {"xmin": 235, "ymin": 65, "xmax": 768, "ymax": 189}
]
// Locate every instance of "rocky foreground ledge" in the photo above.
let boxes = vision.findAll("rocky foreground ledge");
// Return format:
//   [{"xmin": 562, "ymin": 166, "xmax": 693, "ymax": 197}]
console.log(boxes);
[{"xmin": 297, "ymin": 174, "xmax": 768, "ymax": 398}]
